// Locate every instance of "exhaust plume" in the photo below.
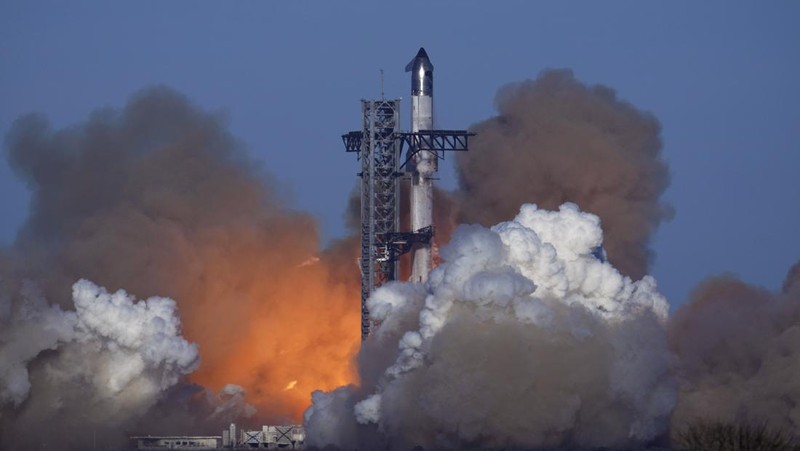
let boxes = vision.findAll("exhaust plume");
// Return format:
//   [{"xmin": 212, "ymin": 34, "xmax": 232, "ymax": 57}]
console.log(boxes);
[
  {"xmin": 0, "ymin": 279, "xmax": 199, "ymax": 450},
  {"xmin": 0, "ymin": 87, "xmax": 360, "ymax": 448},
  {"xmin": 2, "ymin": 66, "xmax": 792, "ymax": 451},
  {"xmin": 669, "ymin": 261, "xmax": 800, "ymax": 437},
  {"xmin": 305, "ymin": 203, "xmax": 675, "ymax": 450},
  {"xmin": 455, "ymin": 69, "xmax": 671, "ymax": 279}
]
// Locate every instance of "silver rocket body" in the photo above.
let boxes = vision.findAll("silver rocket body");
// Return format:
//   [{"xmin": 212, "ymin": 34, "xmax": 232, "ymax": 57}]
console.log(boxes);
[{"xmin": 406, "ymin": 48, "xmax": 435, "ymax": 282}]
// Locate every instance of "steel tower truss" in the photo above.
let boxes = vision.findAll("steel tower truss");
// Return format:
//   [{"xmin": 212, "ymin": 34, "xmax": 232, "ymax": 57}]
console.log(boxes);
[
  {"xmin": 344, "ymin": 99, "xmax": 401, "ymax": 341},
  {"xmin": 343, "ymin": 102, "xmax": 473, "ymax": 341}
]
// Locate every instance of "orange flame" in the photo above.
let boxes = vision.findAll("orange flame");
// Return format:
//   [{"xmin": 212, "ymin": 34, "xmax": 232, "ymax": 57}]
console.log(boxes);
[
  {"xmin": 171, "ymin": 221, "xmax": 361, "ymax": 422},
  {"xmin": 167, "ymin": 187, "xmax": 456, "ymax": 423}
]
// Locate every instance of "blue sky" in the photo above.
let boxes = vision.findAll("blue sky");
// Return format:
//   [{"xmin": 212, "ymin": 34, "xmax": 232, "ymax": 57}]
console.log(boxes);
[{"xmin": 1, "ymin": 1, "xmax": 798, "ymax": 307}]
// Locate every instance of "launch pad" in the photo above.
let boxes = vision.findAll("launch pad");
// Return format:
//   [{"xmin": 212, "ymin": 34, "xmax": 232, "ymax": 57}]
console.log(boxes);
[{"xmin": 342, "ymin": 48, "xmax": 473, "ymax": 340}]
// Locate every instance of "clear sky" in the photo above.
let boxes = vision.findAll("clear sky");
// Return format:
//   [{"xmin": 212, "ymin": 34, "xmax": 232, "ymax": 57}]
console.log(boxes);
[{"xmin": 1, "ymin": 1, "xmax": 798, "ymax": 307}]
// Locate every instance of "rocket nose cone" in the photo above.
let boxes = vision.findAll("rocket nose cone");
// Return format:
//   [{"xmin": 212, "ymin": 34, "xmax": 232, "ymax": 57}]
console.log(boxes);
[{"xmin": 406, "ymin": 47, "xmax": 433, "ymax": 72}]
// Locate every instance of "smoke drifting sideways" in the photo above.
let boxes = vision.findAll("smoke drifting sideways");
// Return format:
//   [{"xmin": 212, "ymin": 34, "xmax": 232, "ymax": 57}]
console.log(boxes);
[
  {"xmin": 0, "ymin": 87, "xmax": 360, "ymax": 449},
  {"xmin": 669, "ymin": 261, "xmax": 800, "ymax": 437},
  {"xmin": 455, "ymin": 69, "xmax": 672, "ymax": 280},
  {"xmin": 305, "ymin": 203, "xmax": 676, "ymax": 450}
]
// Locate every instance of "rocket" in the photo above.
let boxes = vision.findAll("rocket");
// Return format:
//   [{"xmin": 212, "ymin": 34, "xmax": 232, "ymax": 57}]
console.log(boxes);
[{"xmin": 406, "ymin": 47, "xmax": 435, "ymax": 282}]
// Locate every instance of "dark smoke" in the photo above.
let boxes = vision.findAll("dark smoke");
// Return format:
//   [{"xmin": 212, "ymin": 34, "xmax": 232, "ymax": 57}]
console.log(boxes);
[
  {"xmin": 0, "ymin": 86, "xmax": 359, "ymax": 450},
  {"xmin": 669, "ymin": 261, "xmax": 800, "ymax": 437},
  {"xmin": 455, "ymin": 69, "xmax": 672, "ymax": 279},
  {"xmin": 3, "ymin": 85, "xmax": 300, "ymax": 306}
]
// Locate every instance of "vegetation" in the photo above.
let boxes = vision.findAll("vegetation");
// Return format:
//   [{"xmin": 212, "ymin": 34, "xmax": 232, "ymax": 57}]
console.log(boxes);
[{"xmin": 674, "ymin": 421, "xmax": 798, "ymax": 451}]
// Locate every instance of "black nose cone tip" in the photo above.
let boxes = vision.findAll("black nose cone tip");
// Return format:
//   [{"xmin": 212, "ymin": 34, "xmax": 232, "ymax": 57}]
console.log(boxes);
[
  {"xmin": 407, "ymin": 47, "xmax": 434, "ymax": 72},
  {"xmin": 416, "ymin": 48, "xmax": 432, "ymax": 68}
]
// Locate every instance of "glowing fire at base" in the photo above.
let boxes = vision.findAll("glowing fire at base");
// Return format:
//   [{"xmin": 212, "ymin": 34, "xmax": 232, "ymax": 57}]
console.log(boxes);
[{"xmin": 172, "ymin": 226, "xmax": 361, "ymax": 421}]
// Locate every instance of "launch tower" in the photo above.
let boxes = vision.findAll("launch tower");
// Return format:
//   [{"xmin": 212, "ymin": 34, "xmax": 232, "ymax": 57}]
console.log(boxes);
[{"xmin": 343, "ymin": 48, "xmax": 472, "ymax": 340}]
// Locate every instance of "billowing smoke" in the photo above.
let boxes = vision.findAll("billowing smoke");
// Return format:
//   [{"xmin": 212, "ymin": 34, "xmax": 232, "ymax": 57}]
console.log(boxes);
[
  {"xmin": 0, "ymin": 279, "xmax": 203, "ymax": 449},
  {"xmin": 455, "ymin": 69, "xmax": 671, "ymax": 279},
  {"xmin": 3, "ymin": 68, "xmax": 794, "ymax": 451},
  {"xmin": 305, "ymin": 203, "xmax": 675, "ymax": 449},
  {"xmin": 669, "ymin": 261, "xmax": 800, "ymax": 437},
  {"xmin": 314, "ymin": 70, "xmax": 799, "ymax": 449},
  {"xmin": 0, "ymin": 87, "xmax": 360, "ymax": 449}
]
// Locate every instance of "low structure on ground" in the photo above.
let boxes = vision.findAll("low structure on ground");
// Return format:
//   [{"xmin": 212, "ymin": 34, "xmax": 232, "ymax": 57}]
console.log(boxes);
[{"xmin": 132, "ymin": 423, "xmax": 304, "ymax": 449}]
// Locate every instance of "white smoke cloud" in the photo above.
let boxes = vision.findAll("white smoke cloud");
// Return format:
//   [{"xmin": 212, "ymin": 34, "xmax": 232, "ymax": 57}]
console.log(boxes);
[
  {"xmin": 0, "ymin": 279, "xmax": 199, "ymax": 409},
  {"xmin": 71, "ymin": 279, "xmax": 199, "ymax": 393},
  {"xmin": 0, "ymin": 279, "xmax": 201, "ymax": 448},
  {"xmin": 305, "ymin": 203, "xmax": 675, "ymax": 449}
]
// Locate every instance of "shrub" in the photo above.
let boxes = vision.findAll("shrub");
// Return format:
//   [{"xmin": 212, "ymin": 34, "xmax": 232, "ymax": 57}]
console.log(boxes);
[{"xmin": 675, "ymin": 421, "xmax": 798, "ymax": 451}]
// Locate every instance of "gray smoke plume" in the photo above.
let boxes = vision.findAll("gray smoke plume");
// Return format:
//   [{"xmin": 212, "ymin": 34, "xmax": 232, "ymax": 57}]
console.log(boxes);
[
  {"xmin": 455, "ymin": 69, "xmax": 671, "ymax": 280},
  {"xmin": 305, "ymin": 203, "xmax": 675, "ymax": 450},
  {"xmin": 669, "ymin": 261, "xmax": 800, "ymax": 438},
  {"xmin": 0, "ymin": 86, "xmax": 359, "ymax": 450}
]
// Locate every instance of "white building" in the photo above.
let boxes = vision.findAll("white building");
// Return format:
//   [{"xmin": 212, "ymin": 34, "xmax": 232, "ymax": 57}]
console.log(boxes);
[
  {"xmin": 132, "ymin": 424, "xmax": 304, "ymax": 449},
  {"xmin": 131, "ymin": 436, "xmax": 221, "ymax": 450}
]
